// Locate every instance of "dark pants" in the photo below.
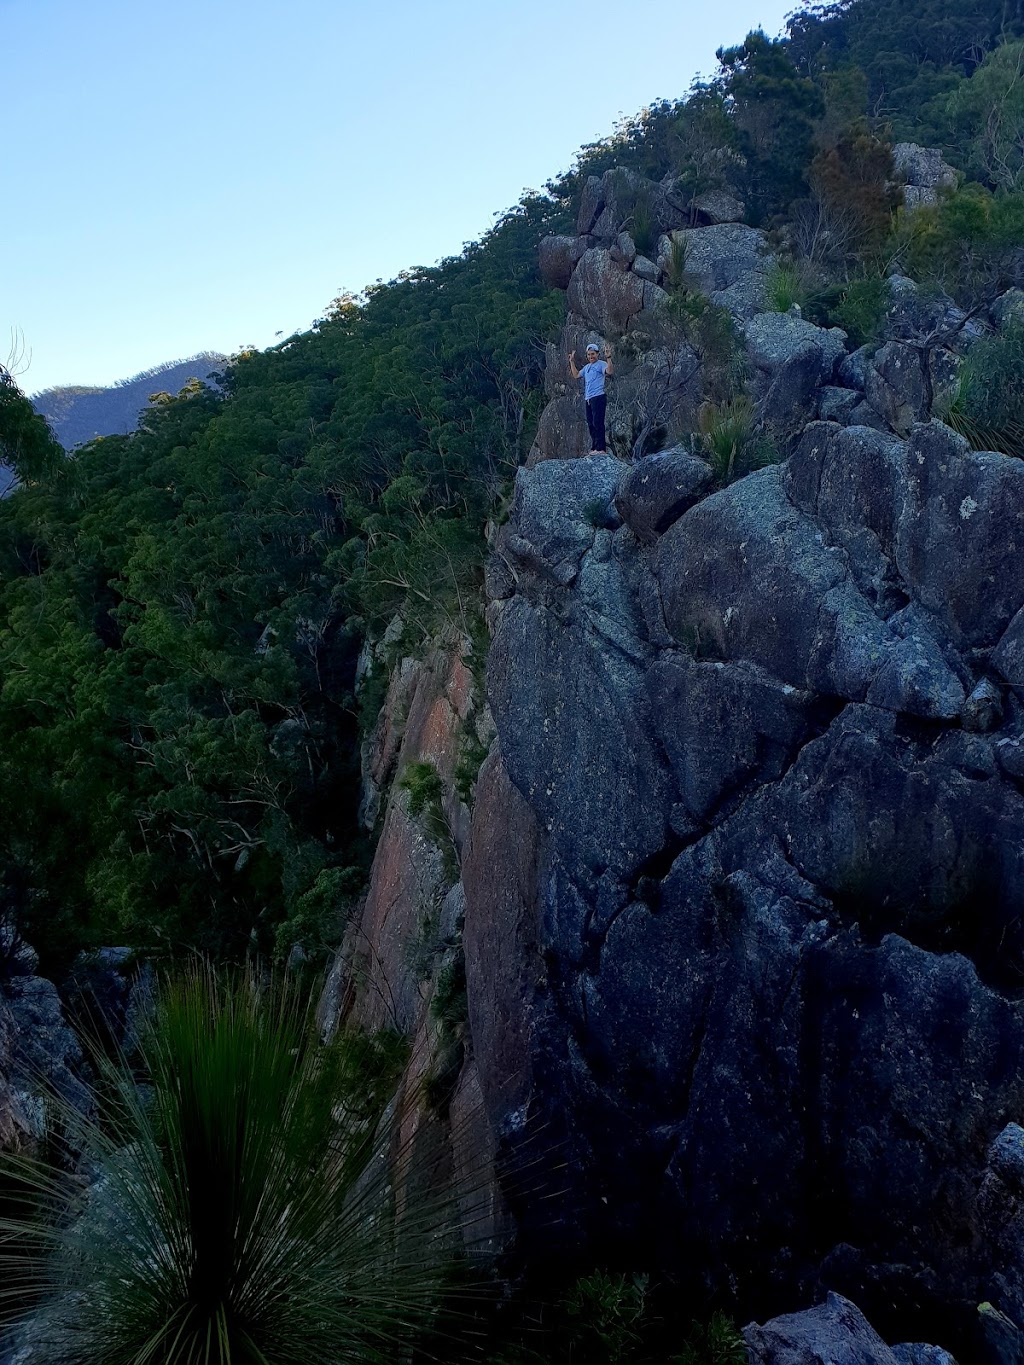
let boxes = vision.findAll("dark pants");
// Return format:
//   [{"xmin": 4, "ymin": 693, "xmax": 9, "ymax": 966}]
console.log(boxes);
[{"xmin": 585, "ymin": 393, "xmax": 607, "ymax": 451}]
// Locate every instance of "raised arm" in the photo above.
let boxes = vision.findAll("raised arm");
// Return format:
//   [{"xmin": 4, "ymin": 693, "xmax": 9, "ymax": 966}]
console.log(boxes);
[
  {"xmin": 603, "ymin": 345, "xmax": 614, "ymax": 376},
  {"xmin": 567, "ymin": 348, "xmax": 580, "ymax": 380}
]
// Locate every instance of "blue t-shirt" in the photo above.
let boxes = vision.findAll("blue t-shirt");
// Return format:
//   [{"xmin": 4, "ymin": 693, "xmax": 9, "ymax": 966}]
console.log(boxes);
[{"xmin": 580, "ymin": 360, "xmax": 607, "ymax": 400}]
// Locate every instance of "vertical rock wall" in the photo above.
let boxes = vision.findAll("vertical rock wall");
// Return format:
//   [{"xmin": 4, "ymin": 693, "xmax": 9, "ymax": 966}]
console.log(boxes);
[{"xmin": 333, "ymin": 163, "xmax": 1024, "ymax": 1350}]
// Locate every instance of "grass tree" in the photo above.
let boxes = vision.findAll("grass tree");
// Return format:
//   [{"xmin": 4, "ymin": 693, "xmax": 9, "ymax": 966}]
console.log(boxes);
[{"xmin": 0, "ymin": 964, "xmax": 461, "ymax": 1364}]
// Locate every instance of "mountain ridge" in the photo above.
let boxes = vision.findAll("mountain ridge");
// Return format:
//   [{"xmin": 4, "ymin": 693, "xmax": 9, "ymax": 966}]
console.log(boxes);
[{"xmin": 31, "ymin": 352, "xmax": 225, "ymax": 449}]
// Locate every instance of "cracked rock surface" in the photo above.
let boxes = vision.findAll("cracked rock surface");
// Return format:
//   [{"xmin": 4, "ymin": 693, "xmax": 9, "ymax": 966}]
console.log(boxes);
[{"xmin": 471, "ymin": 412, "xmax": 1024, "ymax": 1340}]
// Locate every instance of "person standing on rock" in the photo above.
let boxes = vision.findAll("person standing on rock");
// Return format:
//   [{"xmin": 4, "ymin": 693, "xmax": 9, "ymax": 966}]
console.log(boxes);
[{"xmin": 568, "ymin": 342, "xmax": 613, "ymax": 454}]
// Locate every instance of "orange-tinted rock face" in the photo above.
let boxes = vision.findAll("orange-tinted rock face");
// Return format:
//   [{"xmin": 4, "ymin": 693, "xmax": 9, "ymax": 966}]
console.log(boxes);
[
  {"xmin": 339, "ymin": 646, "xmax": 475, "ymax": 1038},
  {"xmin": 324, "ymin": 638, "xmax": 509, "ymax": 1262},
  {"xmin": 462, "ymin": 749, "xmax": 545, "ymax": 1129}
]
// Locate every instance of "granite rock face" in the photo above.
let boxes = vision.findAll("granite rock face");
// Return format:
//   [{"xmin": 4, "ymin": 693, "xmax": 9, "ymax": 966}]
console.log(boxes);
[
  {"xmin": 893, "ymin": 142, "xmax": 958, "ymax": 209},
  {"xmin": 468, "ymin": 400, "xmax": 1024, "ymax": 1350},
  {"xmin": 745, "ymin": 1293, "xmax": 954, "ymax": 1365},
  {"xmin": 0, "ymin": 926, "xmax": 89, "ymax": 1153},
  {"xmin": 328, "ymin": 153, "xmax": 1024, "ymax": 1356},
  {"xmin": 459, "ymin": 173, "xmax": 1024, "ymax": 1356}
]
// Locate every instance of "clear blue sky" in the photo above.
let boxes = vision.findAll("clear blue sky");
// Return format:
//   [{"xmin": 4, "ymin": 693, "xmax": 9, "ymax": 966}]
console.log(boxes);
[{"xmin": 3, "ymin": 0, "xmax": 796, "ymax": 394}]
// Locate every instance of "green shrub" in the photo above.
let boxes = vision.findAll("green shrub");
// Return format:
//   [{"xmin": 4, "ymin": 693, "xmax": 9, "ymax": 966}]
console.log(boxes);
[
  {"xmin": 765, "ymin": 262, "xmax": 806, "ymax": 313},
  {"xmin": 400, "ymin": 758, "xmax": 444, "ymax": 817},
  {"xmin": 454, "ymin": 728, "xmax": 490, "ymax": 807},
  {"xmin": 936, "ymin": 322, "xmax": 1024, "ymax": 456},
  {"xmin": 829, "ymin": 275, "xmax": 887, "ymax": 347},
  {"xmin": 803, "ymin": 274, "xmax": 887, "ymax": 347},
  {"xmin": 563, "ymin": 1271, "xmax": 650, "ymax": 1364},
  {"xmin": 0, "ymin": 965, "xmax": 460, "ymax": 1365},
  {"xmin": 673, "ymin": 1311, "xmax": 747, "ymax": 1365},
  {"xmin": 399, "ymin": 760, "xmax": 458, "ymax": 881},
  {"xmin": 698, "ymin": 397, "xmax": 755, "ymax": 485}
]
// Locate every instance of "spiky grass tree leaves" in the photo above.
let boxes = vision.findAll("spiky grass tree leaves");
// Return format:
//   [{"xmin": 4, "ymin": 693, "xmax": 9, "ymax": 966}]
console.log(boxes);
[{"xmin": 0, "ymin": 965, "xmax": 462, "ymax": 1365}]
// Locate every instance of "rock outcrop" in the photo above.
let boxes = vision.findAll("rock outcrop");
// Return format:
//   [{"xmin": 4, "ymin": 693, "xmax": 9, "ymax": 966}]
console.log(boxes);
[
  {"xmin": 336, "ymin": 155, "xmax": 1024, "ymax": 1356},
  {"xmin": 893, "ymin": 142, "xmax": 958, "ymax": 210},
  {"xmin": 0, "ymin": 927, "xmax": 89, "ymax": 1153}
]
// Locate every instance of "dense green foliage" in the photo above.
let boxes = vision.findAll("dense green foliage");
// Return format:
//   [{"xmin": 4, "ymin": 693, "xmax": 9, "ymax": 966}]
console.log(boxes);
[
  {"xmin": 938, "ymin": 318, "xmax": 1024, "ymax": 450},
  {"xmin": 0, "ymin": 965, "xmax": 453, "ymax": 1364},
  {"xmin": 0, "ymin": 201, "xmax": 564, "ymax": 964},
  {"xmin": 0, "ymin": 368, "xmax": 63, "ymax": 485}
]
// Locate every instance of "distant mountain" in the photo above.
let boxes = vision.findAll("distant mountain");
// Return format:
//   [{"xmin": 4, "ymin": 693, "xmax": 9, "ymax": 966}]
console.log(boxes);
[{"xmin": 32, "ymin": 353, "xmax": 225, "ymax": 449}]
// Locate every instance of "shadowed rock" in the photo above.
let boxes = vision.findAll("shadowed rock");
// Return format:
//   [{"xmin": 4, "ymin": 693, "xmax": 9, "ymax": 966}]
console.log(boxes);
[{"xmin": 614, "ymin": 447, "xmax": 713, "ymax": 543}]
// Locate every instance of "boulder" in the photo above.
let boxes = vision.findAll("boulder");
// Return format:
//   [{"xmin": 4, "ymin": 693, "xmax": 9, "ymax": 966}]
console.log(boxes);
[
  {"xmin": 991, "ymin": 288, "xmax": 1024, "ymax": 331},
  {"xmin": 529, "ymin": 394, "xmax": 590, "ymax": 465},
  {"xmin": 760, "ymin": 343, "xmax": 830, "ymax": 433},
  {"xmin": 612, "ymin": 231, "xmax": 637, "ymax": 266},
  {"xmin": 962, "ymin": 678, "xmax": 1004, "ymax": 733},
  {"xmin": 785, "ymin": 423, "xmax": 907, "ymax": 600},
  {"xmin": 818, "ymin": 386, "xmax": 861, "ymax": 425},
  {"xmin": 656, "ymin": 466, "xmax": 899, "ymax": 703},
  {"xmin": 631, "ymin": 254, "xmax": 660, "ymax": 283},
  {"xmin": 848, "ymin": 400, "xmax": 892, "ymax": 432},
  {"xmin": 576, "ymin": 167, "xmax": 690, "ymax": 241},
  {"xmin": 667, "ymin": 223, "xmax": 772, "ymax": 293},
  {"xmin": 692, "ymin": 189, "xmax": 746, "ymax": 225},
  {"xmin": 893, "ymin": 143, "xmax": 958, "ymax": 210},
  {"xmin": 891, "ymin": 1347, "xmax": 957, "ymax": 1365},
  {"xmin": 566, "ymin": 249, "xmax": 646, "ymax": 337},
  {"xmin": 884, "ymin": 276, "xmax": 985, "ymax": 347},
  {"xmin": 566, "ymin": 248, "xmax": 668, "ymax": 338},
  {"xmin": 994, "ymin": 607, "xmax": 1024, "ymax": 691},
  {"xmin": 745, "ymin": 312, "xmax": 847, "ymax": 380},
  {"xmin": 745, "ymin": 1293, "xmax": 900, "ymax": 1364},
  {"xmin": 613, "ymin": 446, "xmax": 713, "ymax": 542},
  {"xmin": 990, "ymin": 1124, "xmax": 1024, "ymax": 1195},
  {"xmin": 503, "ymin": 455, "xmax": 622, "ymax": 589},
  {"xmin": 865, "ymin": 342, "xmax": 929, "ymax": 434},
  {"xmin": 538, "ymin": 235, "xmax": 589, "ymax": 291},
  {"xmin": 866, "ymin": 629, "xmax": 966, "ymax": 721},
  {"xmin": 896, "ymin": 422, "xmax": 1024, "ymax": 648},
  {"xmin": 839, "ymin": 345, "xmax": 875, "ymax": 391}
]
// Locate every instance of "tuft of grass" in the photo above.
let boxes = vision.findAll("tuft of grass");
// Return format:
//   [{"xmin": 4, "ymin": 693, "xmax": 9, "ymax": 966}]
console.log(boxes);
[
  {"xmin": 0, "ymin": 963, "xmax": 462, "ymax": 1365},
  {"xmin": 935, "ymin": 324, "xmax": 1024, "ymax": 458},
  {"xmin": 583, "ymin": 496, "xmax": 614, "ymax": 528},
  {"xmin": 666, "ymin": 234, "xmax": 689, "ymax": 291},
  {"xmin": 765, "ymin": 262, "xmax": 806, "ymax": 314},
  {"xmin": 698, "ymin": 397, "xmax": 754, "ymax": 485}
]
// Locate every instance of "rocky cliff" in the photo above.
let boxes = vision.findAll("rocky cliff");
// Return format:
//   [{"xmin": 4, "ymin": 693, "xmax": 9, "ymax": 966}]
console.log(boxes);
[{"xmin": 337, "ymin": 161, "xmax": 1024, "ymax": 1354}]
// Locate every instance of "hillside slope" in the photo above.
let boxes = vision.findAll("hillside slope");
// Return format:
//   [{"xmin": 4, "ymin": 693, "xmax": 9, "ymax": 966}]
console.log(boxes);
[{"xmin": 32, "ymin": 353, "xmax": 225, "ymax": 448}]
